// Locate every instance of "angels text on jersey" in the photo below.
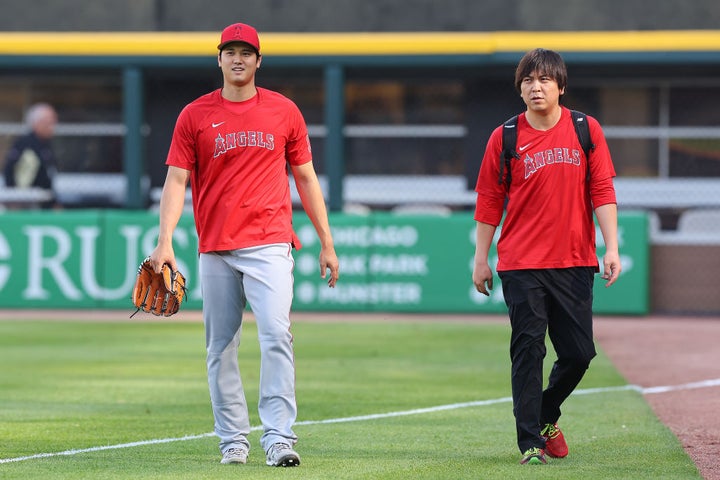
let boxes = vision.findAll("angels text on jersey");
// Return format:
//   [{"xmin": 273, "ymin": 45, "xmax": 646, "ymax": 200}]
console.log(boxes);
[
  {"xmin": 522, "ymin": 146, "xmax": 582, "ymax": 180},
  {"xmin": 213, "ymin": 130, "xmax": 275, "ymax": 158}
]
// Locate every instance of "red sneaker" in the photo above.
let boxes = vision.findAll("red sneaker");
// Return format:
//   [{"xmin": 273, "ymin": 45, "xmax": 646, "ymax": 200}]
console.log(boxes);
[{"xmin": 541, "ymin": 423, "xmax": 568, "ymax": 458}]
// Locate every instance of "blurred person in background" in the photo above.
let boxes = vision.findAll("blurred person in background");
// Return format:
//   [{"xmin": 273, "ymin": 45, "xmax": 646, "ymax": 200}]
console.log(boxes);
[{"xmin": 3, "ymin": 102, "xmax": 59, "ymax": 209}]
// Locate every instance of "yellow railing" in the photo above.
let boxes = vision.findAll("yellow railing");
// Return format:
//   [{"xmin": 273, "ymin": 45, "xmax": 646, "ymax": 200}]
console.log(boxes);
[{"xmin": 1, "ymin": 30, "xmax": 719, "ymax": 56}]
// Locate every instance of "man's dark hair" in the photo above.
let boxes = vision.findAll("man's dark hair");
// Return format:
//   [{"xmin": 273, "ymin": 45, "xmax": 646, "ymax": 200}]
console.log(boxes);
[{"xmin": 514, "ymin": 48, "xmax": 568, "ymax": 97}]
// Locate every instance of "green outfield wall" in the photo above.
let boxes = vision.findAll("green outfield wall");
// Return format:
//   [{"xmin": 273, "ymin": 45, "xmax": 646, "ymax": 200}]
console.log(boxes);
[{"xmin": 0, "ymin": 210, "xmax": 648, "ymax": 314}]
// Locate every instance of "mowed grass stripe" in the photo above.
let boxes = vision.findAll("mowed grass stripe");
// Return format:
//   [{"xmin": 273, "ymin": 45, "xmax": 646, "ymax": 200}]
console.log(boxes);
[{"xmin": 0, "ymin": 319, "xmax": 702, "ymax": 479}]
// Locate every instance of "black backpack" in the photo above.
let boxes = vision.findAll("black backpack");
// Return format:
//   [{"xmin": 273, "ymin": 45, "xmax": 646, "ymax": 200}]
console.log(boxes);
[{"xmin": 498, "ymin": 110, "xmax": 594, "ymax": 188}]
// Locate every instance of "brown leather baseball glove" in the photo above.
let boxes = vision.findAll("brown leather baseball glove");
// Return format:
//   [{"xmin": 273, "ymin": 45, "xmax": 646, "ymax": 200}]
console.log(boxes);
[{"xmin": 130, "ymin": 257, "xmax": 187, "ymax": 317}]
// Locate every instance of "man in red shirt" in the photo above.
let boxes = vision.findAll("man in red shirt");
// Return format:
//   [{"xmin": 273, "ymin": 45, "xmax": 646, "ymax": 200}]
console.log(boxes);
[
  {"xmin": 472, "ymin": 48, "xmax": 621, "ymax": 465},
  {"xmin": 149, "ymin": 22, "xmax": 339, "ymax": 468}
]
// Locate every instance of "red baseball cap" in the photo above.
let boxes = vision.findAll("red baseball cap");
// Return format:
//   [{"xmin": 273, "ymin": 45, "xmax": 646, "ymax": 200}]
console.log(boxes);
[{"xmin": 217, "ymin": 23, "xmax": 260, "ymax": 54}]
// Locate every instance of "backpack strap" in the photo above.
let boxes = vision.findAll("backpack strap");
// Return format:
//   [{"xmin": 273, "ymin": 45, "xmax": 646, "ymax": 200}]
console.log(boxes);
[
  {"xmin": 500, "ymin": 111, "xmax": 595, "ymax": 187},
  {"xmin": 499, "ymin": 115, "xmax": 520, "ymax": 188},
  {"xmin": 570, "ymin": 110, "xmax": 595, "ymax": 181}
]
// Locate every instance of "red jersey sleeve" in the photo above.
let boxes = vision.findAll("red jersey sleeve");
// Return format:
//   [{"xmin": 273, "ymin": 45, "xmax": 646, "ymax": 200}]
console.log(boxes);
[
  {"xmin": 166, "ymin": 105, "xmax": 198, "ymax": 172},
  {"xmin": 586, "ymin": 116, "xmax": 617, "ymax": 208},
  {"xmin": 473, "ymin": 125, "xmax": 507, "ymax": 226},
  {"xmin": 285, "ymin": 103, "xmax": 313, "ymax": 167}
]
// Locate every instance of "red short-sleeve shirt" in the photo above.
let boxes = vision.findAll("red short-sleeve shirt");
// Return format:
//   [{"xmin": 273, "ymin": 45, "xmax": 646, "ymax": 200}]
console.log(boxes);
[
  {"xmin": 474, "ymin": 107, "xmax": 617, "ymax": 271},
  {"xmin": 166, "ymin": 88, "xmax": 312, "ymax": 252}
]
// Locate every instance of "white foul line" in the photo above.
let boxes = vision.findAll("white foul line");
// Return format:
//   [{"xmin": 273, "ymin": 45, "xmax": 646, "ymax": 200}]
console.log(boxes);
[
  {"xmin": 640, "ymin": 377, "xmax": 720, "ymax": 394},
  {"xmin": 2, "ymin": 378, "xmax": 718, "ymax": 465}
]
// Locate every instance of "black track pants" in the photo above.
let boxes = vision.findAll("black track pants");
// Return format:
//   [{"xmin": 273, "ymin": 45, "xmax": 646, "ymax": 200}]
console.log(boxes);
[{"xmin": 498, "ymin": 267, "xmax": 597, "ymax": 453}]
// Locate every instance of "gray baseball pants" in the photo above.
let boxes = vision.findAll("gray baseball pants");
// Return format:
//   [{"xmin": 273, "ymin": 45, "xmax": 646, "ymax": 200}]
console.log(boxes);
[{"xmin": 199, "ymin": 243, "xmax": 297, "ymax": 455}]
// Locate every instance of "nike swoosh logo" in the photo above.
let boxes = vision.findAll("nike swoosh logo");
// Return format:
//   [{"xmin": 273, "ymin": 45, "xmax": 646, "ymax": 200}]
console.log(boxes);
[
  {"xmin": 212, "ymin": 122, "xmax": 225, "ymax": 128},
  {"xmin": 518, "ymin": 143, "xmax": 532, "ymax": 152}
]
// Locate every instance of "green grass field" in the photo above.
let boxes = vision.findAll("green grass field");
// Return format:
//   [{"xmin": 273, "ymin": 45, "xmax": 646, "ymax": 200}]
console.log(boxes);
[{"xmin": 0, "ymin": 316, "xmax": 701, "ymax": 479}]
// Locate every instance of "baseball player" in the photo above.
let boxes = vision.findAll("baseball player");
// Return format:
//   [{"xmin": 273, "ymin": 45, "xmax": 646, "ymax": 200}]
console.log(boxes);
[
  {"xmin": 472, "ymin": 48, "xmax": 621, "ymax": 465},
  {"xmin": 149, "ymin": 22, "xmax": 339, "ymax": 467}
]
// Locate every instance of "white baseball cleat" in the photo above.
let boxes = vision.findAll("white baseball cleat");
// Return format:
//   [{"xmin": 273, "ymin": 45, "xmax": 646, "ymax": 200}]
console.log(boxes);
[
  {"xmin": 265, "ymin": 443, "xmax": 300, "ymax": 467},
  {"xmin": 220, "ymin": 447, "xmax": 248, "ymax": 464}
]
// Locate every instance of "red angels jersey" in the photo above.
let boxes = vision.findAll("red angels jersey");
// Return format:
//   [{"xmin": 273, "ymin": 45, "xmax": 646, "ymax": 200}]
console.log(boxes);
[
  {"xmin": 166, "ymin": 88, "xmax": 312, "ymax": 253},
  {"xmin": 474, "ymin": 107, "xmax": 617, "ymax": 271}
]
